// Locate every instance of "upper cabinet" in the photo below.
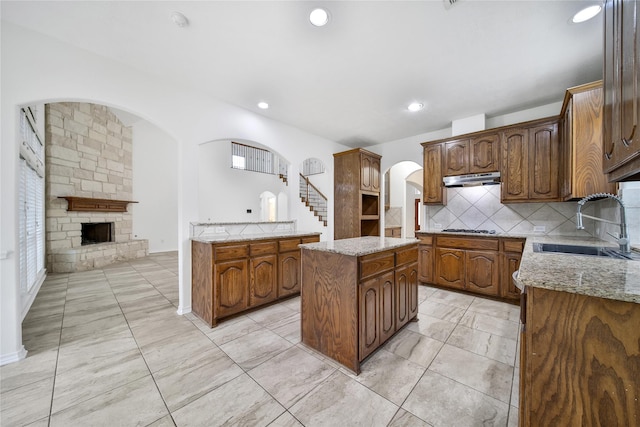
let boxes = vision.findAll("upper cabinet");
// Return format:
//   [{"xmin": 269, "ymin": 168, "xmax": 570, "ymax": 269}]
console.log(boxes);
[
  {"xmin": 560, "ymin": 81, "xmax": 617, "ymax": 200},
  {"xmin": 602, "ymin": 0, "xmax": 640, "ymax": 181},
  {"xmin": 422, "ymin": 142, "xmax": 446, "ymax": 205},
  {"xmin": 443, "ymin": 134, "xmax": 499, "ymax": 176},
  {"xmin": 334, "ymin": 148, "xmax": 381, "ymax": 239}
]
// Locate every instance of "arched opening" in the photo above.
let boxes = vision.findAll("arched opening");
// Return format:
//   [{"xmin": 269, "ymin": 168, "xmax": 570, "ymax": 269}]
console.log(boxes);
[
  {"xmin": 383, "ymin": 161, "xmax": 422, "ymax": 238},
  {"xmin": 260, "ymin": 191, "xmax": 277, "ymax": 222}
]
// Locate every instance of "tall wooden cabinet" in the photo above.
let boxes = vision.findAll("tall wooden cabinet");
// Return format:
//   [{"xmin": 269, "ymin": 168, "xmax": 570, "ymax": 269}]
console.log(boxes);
[
  {"xmin": 602, "ymin": 0, "xmax": 640, "ymax": 181},
  {"xmin": 334, "ymin": 148, "xmax": 381, "ymax": 239},
  {"xmin": 422, "ymin": 143, "xmax": 446, "ymax": 205},
  {"xmin": 560, "ymin": 81, "xmax": 617, "ymax": 199}
]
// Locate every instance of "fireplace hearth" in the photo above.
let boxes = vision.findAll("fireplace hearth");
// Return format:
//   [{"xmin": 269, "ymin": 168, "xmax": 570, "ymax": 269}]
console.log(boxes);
[{"xmin": 81, "ymin": 222, "xmax": 114, "ymax": 245}]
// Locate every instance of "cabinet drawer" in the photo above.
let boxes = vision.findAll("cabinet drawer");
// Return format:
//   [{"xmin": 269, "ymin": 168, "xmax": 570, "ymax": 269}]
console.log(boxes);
[
  {"xmin": 417, "ymin": 235, "xmax": 433, "ymax": 245},
  {"xmin": 250, "ymin": 241, "xmax": 277, "ymax": 256},
  {"xmin": 279, "ymin": 238, "xmax": 301, "ymax": 252},
  {"xmin": 396, "ymin": 246, "xmax": 418, "ymax": 266},
  {"xmin": 214, "ymin": 244, "xmax": 249, "ymax": 261},
  {"xmin": 437, "ymin": 236, "xmax": 499, "ymax": 251},
  {"xmin": 502, "ymin": 239, "xmax": 525, "ymax": 253},
  {"xmin": 359, "ymin": 253, "xmax": 395, "ymax": 281},
  {"xmin": 301, "ymin": 235, "xmax": 320, "ymax": 244}
]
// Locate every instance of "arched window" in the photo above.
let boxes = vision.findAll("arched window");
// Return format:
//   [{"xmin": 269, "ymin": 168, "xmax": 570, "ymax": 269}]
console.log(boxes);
[{"xmin": 260, "ymin": 191, "xmax": 277, "ymax": 222}]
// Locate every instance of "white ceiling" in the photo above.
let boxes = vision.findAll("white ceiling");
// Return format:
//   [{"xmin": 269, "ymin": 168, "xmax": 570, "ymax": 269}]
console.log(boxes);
[{"xmin": 2, "ymin": 1, "xmax": 604, "ymax": 147}]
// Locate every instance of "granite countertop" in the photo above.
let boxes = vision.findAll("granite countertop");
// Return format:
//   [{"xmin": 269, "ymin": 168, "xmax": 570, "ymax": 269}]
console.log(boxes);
[
  {"xmin": 191, "ymin": 230, "xmax": 321, "ymax": 244},
  {"xmin": 300, "ymin": 236, "xmax": 419, "ymax": 257},
  {"xmin": 415, "ymin": 230, "xmax": 530, "ymax": 238},
  {"xmin": 515, "ymin": 236, "xmax": 640, "ymax": 304}
]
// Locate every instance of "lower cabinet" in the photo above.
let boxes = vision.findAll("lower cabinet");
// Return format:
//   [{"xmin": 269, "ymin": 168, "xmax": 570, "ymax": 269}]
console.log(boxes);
[
  {"xmin": 359, "ymin": 271, "xmax": 395, "ymax": 361},
  {"xmin": 192, "ymin": 233, "xmax": 320, "ymax": 327},
  {"xmin": 416, "ymin": 232, "xmax": 524, "ymax": 301}
]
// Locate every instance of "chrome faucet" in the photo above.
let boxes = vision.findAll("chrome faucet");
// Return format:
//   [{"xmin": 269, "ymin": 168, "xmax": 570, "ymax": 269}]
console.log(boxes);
[{"xmin": 576, "ymin": 193, "xmax": 630, "ymax": 253}]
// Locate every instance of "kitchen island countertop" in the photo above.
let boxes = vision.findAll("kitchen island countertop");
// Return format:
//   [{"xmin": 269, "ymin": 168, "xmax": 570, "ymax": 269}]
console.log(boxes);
[{"xmin": 299, "ymin": 236, "xmax": 419, "ymax": 257}]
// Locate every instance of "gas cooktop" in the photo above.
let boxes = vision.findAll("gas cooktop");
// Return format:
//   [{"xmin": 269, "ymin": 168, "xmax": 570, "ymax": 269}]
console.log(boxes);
[{"xmin": 442, "ymin": 229, "xmax": 497, "ymax": 234}]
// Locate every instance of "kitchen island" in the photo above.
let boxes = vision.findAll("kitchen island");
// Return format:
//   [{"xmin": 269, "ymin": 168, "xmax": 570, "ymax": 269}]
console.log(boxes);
[
  {"xmin": 300, "ymin": 236, "xmax": 418, "ymax": 374},
  {"xmin": 514, "ymin": 236, "xmax": 640, "ymax": 427},
  {"xmin": 190, "ymin": 221, "xmax": 320, "ymax": 327}
]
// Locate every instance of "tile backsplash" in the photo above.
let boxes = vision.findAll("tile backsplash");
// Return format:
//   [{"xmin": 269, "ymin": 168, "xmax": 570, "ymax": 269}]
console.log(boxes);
[{"xmin": 423, "ymin": 185, "xmax": 600, "ymax": 238}]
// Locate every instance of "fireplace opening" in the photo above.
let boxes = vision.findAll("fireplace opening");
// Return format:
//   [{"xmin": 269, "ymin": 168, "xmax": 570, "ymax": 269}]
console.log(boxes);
[{"xmin": 81, "ymin": 222, "xmax": 114, "ymax": 245}]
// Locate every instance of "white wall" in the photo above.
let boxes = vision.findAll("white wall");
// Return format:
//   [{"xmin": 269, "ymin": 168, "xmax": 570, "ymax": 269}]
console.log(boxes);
[
  {"xmin": 132, "ymin": 120, "xmax": 179, "ymax": 253},
  {"xmin": 0, "ymin": 22, "xmax": 342, "ymax": 364}
]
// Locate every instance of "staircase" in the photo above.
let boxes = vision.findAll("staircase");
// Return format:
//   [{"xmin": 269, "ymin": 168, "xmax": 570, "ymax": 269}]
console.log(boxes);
[{"xmin": 299, "ymin": 173, "xmax": 328, "ymax": 226}]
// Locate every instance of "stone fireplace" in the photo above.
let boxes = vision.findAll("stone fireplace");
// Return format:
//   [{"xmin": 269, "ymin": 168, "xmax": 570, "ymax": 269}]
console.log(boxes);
[{"xmin": 45, "ymin": 102, "xmax": 148, "ymax": 273}]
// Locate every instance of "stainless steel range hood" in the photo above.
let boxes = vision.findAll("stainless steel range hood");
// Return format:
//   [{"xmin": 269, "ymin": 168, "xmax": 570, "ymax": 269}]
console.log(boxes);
[{"xmin": 442, "ymin": 171, "xmax": 501, "ymax": 187}]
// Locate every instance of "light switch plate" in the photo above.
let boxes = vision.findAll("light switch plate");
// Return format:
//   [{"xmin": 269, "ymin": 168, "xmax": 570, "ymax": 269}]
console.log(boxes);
[{"xmin": 533, "ymin": 225, "xmax": 546, "ymax": 233}]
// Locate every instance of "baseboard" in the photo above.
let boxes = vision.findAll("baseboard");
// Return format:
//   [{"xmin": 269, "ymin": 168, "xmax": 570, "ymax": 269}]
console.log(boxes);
[
  {"xmin": 0, "ymin": 346, "xmax": 27, "ymax": 366},
  {"xmin": 176, "ymin": 305, "xmax": 191, "ymax": 315}
]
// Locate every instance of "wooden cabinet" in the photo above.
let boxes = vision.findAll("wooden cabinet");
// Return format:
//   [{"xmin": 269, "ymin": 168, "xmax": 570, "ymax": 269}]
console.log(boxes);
[
  {"xmin": 417, "ymin": 232, "xmax": 524, "ymax": 301},
  {"xmin": 501, "ymin": 118, "xmax": 560, "ymax": 203},
  {"xmin": 334, "ymin": 148, "xmax": 381, "ymax": 239},
  {"xmin": 417, "ymin": 234, "xmax": 434, "ymax": 284},
  {"xmin": 301, "ymin": 241, "xmax": 418, "ymax": 374},
  {"xmin": 500, "ymin": 238, "xmax": 525, "ymax": 301},
  {"xmin": 560, "ymin": 81, "xmax": 617, "ymax": 200},
  {"xmin": 520, "ymin": 286, "xmax": 640, "ymax": 426},
  {"xmin": 444, "ymin": 135, "xmax": 499, "ymax": 176},
  {"xmin": 191, "ymin": 233, "xmax": 320, "ymax": 327},
  {"xmin": 602, "ymin": 0, "xmax": 640, "ymax": 181},
  {"xmin": 422, "ymin": 142, "xmax": 446, "ymax": 205}
]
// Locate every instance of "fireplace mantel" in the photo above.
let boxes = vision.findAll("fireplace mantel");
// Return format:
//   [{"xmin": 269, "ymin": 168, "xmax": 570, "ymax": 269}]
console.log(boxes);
[{"xmin": 59, "ymin": 197, "xmax": 138, "ymax": 213}]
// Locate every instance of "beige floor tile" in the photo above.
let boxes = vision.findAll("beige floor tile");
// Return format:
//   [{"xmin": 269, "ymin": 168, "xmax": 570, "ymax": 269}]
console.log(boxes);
[
  {"xmin": 427, "ymin": 289, "xmax": 476, "ymax": 309},
  {"xmin": 289, "ymin": 371, "xmax": 398, "ymax": 427},
  {"xmin": 249, "ymin": 345, "xmax": 336, "ymax": 408},
  {"xmin": 429, "ymin": 344, "xmax": 513, "ymax": 403},
  {"xmin": 146, "ymin": 415, "xmax": 177, "ymax": 427},
  {"xmin": 403, "ymin": 370, "xmax": 509, "ymax": 426},
  {"xmin": 0, "ymin": 347, "xmax": 58, "ymax": 393},
  {"xmin": 137, "ymin": 329, "xmax": 214, "ymax": 374},
  {"xmin": 467, "ymin": 297, "xmax": 520, "ymax": 322},
  {"xmin": 246, "ymin": 303, "xmax": 297, "ymax": 327},
  {"xmin": 406, "ymin": 313, "xmax": 456, "ymax": 341},
  {"xmin": 447, "ymin": 324, "xmax": 517, "ymax": 365},
  {"xmin": 153, "ymin": 345, "xmax": 243, "ymax": 411},
  {"xmin": 508, "ymin": 406, "xmax": 519, "ymax": 427},
  {"xmin": 50, "ymin": 375, "xmax": 168, "ymax": 427},
  {"xmin": 172, "ymin": 373, "xmax": 285, "ymax": 427},
  {"xmin": 388, "ymin": 409, "xmax": 433, "ymax": 427},
  {"xmin": 383, "ymin": 328, "xmax": 444, "ymax": 368},
  {"xmin": 270, "ymin": 411, "xmax": 304, "ymax": 427},
  {"xmin": 204, "ymin": 315, "xmax": 263, "ymax": 346},
  {"xmin": 418, "ymin": 299, "xmax": 466, "ymax": 323},
  {"xmin": 459, "ymin": 311, "xmax": 520, "ymax": 340},
  {"xmin": 352, "ymin": 349, "xmax": 426, "ymax": 405},
  {"xmin": 220, "ymin": 328, "xmax": 294, "ymax": 370},
  {"xmin": 0, "ymin": 377, "xmax": 54, "ymax": 426}
]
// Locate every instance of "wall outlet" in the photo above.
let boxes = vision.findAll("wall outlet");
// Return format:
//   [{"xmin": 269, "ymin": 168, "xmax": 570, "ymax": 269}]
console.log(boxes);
[
  {"xmin": 433, "ymin": 223, "xmax": 442, "ymax": 229},
  {"xmin": 533, "ymin": 225, "xmax": 546, "ymax": 233},
  {"xmin": 215, "ymin": 226, "xmax": 225, "ymax": 233}
]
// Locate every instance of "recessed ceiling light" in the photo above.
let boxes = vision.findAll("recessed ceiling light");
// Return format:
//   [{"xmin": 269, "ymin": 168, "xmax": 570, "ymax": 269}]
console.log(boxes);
[
  {"xmin": 257, "ymin": 102, "xmax": 269, "ymax": 110},
  {"xmin": 171, "ymin": 11, "xmax": 189, "ymax": 28},
  {"xmin": 310, "ymin": 8, "xmax": 329, "ymax": 27},
  {"xmin": 408, "ymin": 102, "xmax": 424, "ymax": 112},
  {"xmin": 572, "ymin": 5, "xmax": 602, "ymax": 23}
]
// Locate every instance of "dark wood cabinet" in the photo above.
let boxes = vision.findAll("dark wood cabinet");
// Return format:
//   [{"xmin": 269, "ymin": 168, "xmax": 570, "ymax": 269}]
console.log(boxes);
[
  {"xmin": 422, "ymin": 143, "xmax": 446, "ymax": 205},
  {"xmin": 465, "ymin": 250, "xmax": 499, "ymax": 296},
  {"xmin": 443, "ymin": 135, "xmax": 499, "ymax": 176},
  {"xmin": 602, "ymin": 0, "xmax": 640, "ymax": 181},
  {"xmin": 501, "ymin": 118, "xmax": 560, "ymax": 203},
  {"xmin": 435, "ymin": 248, "xmax": 465, "ymax": 290},
  {"xmin": 301, "ymin": 242, "xmax": 418, "ymax": 374},
  {"xmin": 334, "ymin": 148, "xmax": 381, "ymax": 239},
  {"xmin": 417, "ymin": 232, "xmax": 523, "ymax": 302},
  {"xmin": 520, "ymin": 286, "xmax": 640, "ymax": 426},
  {"xmin": 560, "ymin": 81, "xmax": 617, "ymax": 200},
  {"xmin": 192, "ymin": 233, "xmax": 320, "ymax": 327}
]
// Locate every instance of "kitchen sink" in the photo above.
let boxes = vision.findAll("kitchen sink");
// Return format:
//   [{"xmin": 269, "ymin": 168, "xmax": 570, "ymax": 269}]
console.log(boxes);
[{"xmin": 532, "ymin": 243, "xmax": 640, "ymax": 261}]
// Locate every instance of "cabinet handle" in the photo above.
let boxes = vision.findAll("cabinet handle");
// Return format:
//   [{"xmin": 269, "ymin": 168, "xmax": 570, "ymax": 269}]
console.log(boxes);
[
  {"xmin": 604, "ymin": 140, "xmax": 615, "ymax": 160},
  {"xmin": 622, "ymin": 125, "xmax": 636, "ymax": 148},
  {"xmin": 622, "ymin": 138, "xmax": 630, "ymax": 147}
]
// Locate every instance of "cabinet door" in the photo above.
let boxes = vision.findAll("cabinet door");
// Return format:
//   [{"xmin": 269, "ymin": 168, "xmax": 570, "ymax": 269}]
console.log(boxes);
[
  {"xmin": 278, "ymin": 251, "xmax": 300, "ymax": 297},
  {"xmin": 423, "ymin": 143, "xmax": 446, "ymax": 205},
  {"xmin": 501, "ymin": 128, "xmax": 529, "ymax": 202},
  {"xmin": 466, "ymin": 250, "xmax": 499, "ymax": 297},
  {"xmin": 435, "ymin": 248, "xmax": 465, "ymax": 290},
  {"xmin": 528, "ymin": 122, "xmax": 559, "ymax": 201},
  {"xmin": 418, "ymin": 244, "xmax": 434, "ymax": 283},
  {"xmin": 360, "ymin": 153, "xmax": 380, "ymax": 192},
  {"xmin": 370, "ymin": 156, "xmax": 381, "ymax": 192},
  {"xmin": 380, "ymin": 271, "xmax": 396, "ymax": 344},
  {"xmin": 502, "ymin": 252, "xmax": 522, "ymax": 300},
  {"xmin": 407, "ymin": 262, "xmax": 419, "ymax": 320},
  {"xmin": 215, "ymin": 259, "xmax": 249, "ymax": 318},
  {"xmin": 444, "ymin": 139, "xmax": 469, "ymax": 176},
  {"xmin": 395, "ymin": 265, "xmax": 410, "ymax": 329},
  {"xmin": 359, "ymin": 276, "xmax": 380, "ymax": 361},
  {"xmin": 250, "ymin": 254, "xmax": 278, "ymax": 307},
  {"xmin": 470, "ymin": 134, "xmax": 499, "ymax": 173}
]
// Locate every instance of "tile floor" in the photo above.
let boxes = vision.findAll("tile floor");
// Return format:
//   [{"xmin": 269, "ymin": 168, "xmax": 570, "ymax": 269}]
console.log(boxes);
[{"xmin": 1, "ymin": 252, "xmax": 521, "ymax": 427}]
